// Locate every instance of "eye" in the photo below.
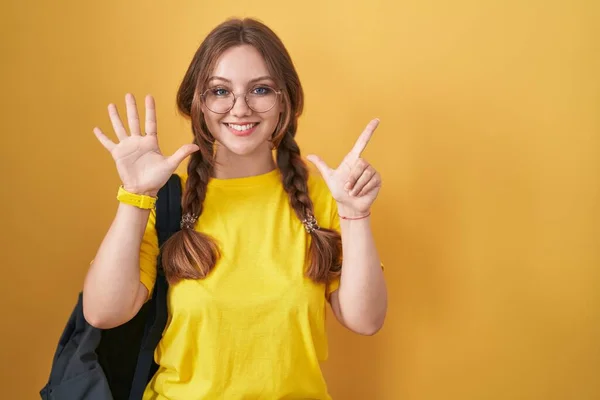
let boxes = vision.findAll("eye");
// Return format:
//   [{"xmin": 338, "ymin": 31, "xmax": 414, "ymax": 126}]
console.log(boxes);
[
  {"xmin": 251, "ymin": 86, "xmax": 272, "ymax": 96},
  {"xmin": 211, "ymin": 87, "xmax": 230, "ymax": 97}
]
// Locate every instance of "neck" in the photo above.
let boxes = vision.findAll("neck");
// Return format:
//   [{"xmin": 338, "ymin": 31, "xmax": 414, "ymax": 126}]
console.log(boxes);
[{"xmin": 212, "ymin": 146, "xmax": 276, "ymax": 179}]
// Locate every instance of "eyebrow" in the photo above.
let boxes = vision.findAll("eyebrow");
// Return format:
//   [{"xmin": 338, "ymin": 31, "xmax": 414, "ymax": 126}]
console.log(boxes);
[{"xmin": 207, "ymin": 75, "xmax": 275, "ymax": 84}]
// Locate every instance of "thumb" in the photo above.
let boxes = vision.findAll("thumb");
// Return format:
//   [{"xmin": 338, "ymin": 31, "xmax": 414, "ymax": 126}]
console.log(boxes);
[
  {"xmin": 306, "ymin": 154, "xmax": 332, "ymax": 178},
  {"xmin": 167, "ymin": 144, "xmax": 200, "ymax": 169}
]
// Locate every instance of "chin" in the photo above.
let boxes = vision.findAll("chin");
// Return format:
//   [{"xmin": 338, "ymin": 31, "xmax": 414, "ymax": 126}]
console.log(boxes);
[{"xmin": 220, "ymin": 142, "xmax": 264, "ymax": 156}]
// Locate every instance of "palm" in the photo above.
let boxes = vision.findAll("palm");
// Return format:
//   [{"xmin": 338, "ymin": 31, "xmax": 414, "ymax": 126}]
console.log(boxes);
[
  {"xmin": 93, "ymin": 93, "xmax": 199, "ymax": 195},
  {"xmin": 111, "ymin": 135, "xmax": 171, "ymax": 194},
  {"xmin": 307, "ymin": 119, "xmax": 381, "ymax": 214}
]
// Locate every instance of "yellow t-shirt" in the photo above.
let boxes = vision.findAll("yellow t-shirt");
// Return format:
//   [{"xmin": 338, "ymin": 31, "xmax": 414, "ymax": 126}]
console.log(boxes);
[{"xmin": 139, "ymin": 168, "xmax": 341, "ymax": 400}]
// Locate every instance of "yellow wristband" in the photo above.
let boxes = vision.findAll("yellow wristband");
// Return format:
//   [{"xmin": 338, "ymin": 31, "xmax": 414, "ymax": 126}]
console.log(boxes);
[{"xmin": 116, "ymin": 186, "xmax": 157, "ymax": 210}]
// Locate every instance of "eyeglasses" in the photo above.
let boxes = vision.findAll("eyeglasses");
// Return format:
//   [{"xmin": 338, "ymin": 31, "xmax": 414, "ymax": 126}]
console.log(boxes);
[{"xmin": 201, "ymin": 85, "xmax": 282, "ymax": 114}]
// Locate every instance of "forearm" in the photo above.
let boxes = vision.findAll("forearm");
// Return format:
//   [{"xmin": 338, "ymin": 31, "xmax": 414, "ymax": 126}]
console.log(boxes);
[
  {"xmin": 335, "ymin": 206, "xmax": 387, "ymax": 333},
  {"xmin": 83, "ymin": 203, "xmax": 150, "ymax": 327}
]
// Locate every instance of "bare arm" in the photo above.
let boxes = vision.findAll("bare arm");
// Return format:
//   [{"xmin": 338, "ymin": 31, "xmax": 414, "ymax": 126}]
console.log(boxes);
[
  {"xmin": 82, "ymin": 204, "xmax": 150, "ymax": 329},
  {"xmin": 83, "ymin": 93, "xmax": 198, "ymax": 328},
  {"xmin": 329, "ymin": 211, "xmax": 387, "ymax": 335},
  {"xmin": 307, "ymin": 118, "xmax": 387, "ymax": 336}
]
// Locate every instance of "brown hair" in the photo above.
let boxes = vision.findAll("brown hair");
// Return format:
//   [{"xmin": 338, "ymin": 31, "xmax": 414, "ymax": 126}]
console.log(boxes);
[{"xmin": 160, "ymin": 18, "xmax": 342, "ymax": 288}]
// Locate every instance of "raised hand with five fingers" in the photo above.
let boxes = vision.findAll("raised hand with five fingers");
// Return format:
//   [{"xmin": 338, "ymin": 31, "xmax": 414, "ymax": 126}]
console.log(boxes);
[
  {"xmin": 93, "ymin": 93, "xmax": 199, "ymax": 196},
  {"xmin": 307, "ymin": 118, "xmax": 382, "ymax": 217}
]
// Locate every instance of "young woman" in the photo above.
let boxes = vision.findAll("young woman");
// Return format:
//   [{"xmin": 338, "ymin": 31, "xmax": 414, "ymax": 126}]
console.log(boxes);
[{"xmin": 84, "ymin": 17, "xmax": 387, "ymax": 399}]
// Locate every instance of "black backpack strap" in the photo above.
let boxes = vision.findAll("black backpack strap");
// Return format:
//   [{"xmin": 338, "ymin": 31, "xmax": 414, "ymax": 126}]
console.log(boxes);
[
  {"xmin": 129, "ymin": 174, "xmax": 182, "ymax": 399},
  {"xmin": 156, "ymin": 174, "xmax": 184, "ymax": 247}
]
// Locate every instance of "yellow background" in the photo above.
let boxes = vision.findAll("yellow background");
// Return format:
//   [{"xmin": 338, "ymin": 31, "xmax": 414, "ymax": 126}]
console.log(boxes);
[{"xmin": 1, "ymin": 0, "xmax": 599, "ymax": 399}]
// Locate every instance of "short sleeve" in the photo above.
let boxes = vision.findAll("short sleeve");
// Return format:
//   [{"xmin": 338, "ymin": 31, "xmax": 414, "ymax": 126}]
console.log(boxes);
[{"xmin": 139, "ymin": 208, "xmax": 159, "ymax": 300}]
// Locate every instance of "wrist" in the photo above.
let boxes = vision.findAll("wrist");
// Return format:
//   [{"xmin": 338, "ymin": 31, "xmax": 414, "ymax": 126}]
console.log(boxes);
[
  {"xmin": 122, "ymin": 185, "xmax": 158, "ymax": 197},
  {"xmin": 336, "ymin": 204, "xmax": 371, "ymax": 220},
  {"xmin": 117, "ymin": 186, "xmax": 158, "ymax": 210}
]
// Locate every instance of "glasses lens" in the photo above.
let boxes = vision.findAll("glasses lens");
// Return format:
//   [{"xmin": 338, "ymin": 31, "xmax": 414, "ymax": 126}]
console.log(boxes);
[
  {"xmin": 203, "ymin": 88, "xmax": 234, "ymax": 113},
  {"xmin": 246, "ymin": 86, "xmax": 277, "ymax": 112}
]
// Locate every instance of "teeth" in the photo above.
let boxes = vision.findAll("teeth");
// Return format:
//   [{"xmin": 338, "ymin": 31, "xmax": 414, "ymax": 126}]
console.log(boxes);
[{"xmin": 227, "ymin": 123, "xmax": 256, "ymax": 131}]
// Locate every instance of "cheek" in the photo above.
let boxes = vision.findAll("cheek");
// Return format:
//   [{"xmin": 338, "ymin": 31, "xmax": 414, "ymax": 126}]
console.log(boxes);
[
  {"xmin": 260, "ymin": 113, "xmax": 281, "ymax": 137},
  {"xmin": 264, "ymin": 104, "xmax": 283, "ymax": 127}
]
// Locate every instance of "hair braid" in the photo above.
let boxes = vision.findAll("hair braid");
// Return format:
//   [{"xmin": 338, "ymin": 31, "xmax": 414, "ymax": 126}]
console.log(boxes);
[
  {"xmin": 160, "ymin": 132, "xmax": 220, "ymax": 284},
  {"xmin": 276, "ymin": 127, "xmax": 342, "ymax": 284}
]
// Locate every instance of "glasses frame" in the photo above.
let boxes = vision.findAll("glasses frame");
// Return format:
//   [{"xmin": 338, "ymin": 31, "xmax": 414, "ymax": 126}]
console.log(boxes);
[{"xmin": 201, "ymin": 86, "xmax": 282, "ymax": 114}]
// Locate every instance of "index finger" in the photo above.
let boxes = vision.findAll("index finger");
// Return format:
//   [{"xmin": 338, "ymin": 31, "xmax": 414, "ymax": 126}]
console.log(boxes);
[{"xmin": 349, "ymin": 118, "xmax": 379, "ymax": 158}]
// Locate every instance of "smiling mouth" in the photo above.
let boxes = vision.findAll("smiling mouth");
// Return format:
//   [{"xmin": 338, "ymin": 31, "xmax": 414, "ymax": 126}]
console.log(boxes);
[
  {"xmin": 224, "ymin": 122, "xmax": 260, "ymax": 136},
  {"xmin": 225, "ymin": 122, "xmax": 258, "ymax": 130}
]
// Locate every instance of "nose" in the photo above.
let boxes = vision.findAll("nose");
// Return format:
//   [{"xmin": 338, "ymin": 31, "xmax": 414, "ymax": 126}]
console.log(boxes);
[{"xmin": 230, "ymin": 93, "xmax": 252, "ymax": 117}]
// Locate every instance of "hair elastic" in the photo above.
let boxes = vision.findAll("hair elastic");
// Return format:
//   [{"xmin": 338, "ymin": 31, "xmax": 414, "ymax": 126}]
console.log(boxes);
[
  {"xmin": 302, "ymin": 214, "xmax": 320, "ymax": 234},
  {"xmin": 180, "ymin": 213, "xmax": 199, "ymax": 229}
]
